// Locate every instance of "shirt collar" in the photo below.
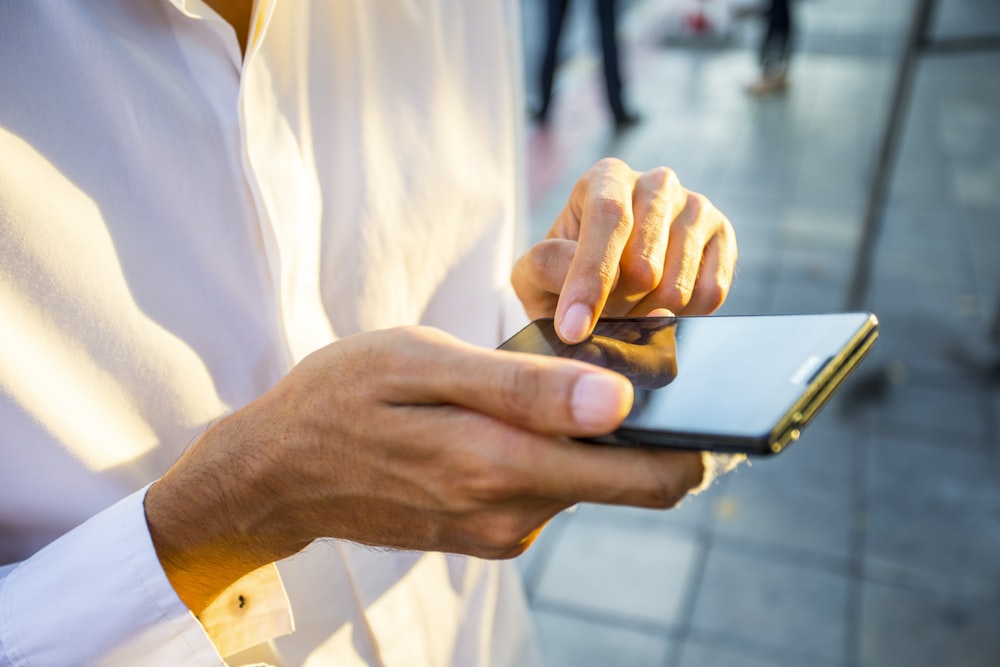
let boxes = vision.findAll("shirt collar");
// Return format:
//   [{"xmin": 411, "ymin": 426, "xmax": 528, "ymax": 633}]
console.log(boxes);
[{"xmin": 164, "ymin": 0, "xmax": 275, "ymax": 61}]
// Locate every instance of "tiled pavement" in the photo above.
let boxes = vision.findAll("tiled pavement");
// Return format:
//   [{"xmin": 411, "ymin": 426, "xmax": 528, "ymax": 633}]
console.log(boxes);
[{"xmin": 514, "ymin": 1, "xmax": 1000, "ymax": 665}]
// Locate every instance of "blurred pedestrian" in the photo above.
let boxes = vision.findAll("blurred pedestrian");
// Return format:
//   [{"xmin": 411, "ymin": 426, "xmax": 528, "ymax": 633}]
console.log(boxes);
[
  {"xmin": 534, "ymin": 0, "xmax": 641, "ymax": 130},
  {"xmin": 747, "ymin": 0, "xmax": 794, "ymax": 95}
]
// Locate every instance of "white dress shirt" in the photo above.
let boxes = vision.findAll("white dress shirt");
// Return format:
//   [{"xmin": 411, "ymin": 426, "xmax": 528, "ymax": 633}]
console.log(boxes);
[{"xmin": 0, "ymin": 0, "xmax": 536, "ymax": 664}]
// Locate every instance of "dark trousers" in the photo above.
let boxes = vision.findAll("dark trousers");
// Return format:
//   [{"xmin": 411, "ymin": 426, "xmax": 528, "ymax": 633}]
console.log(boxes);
[
  {"xmin": 760, "ymin": 0, "xmax": 793, "ymax": 72},
  {"xmin": 537, "ymin": 0, "xmax": 628, "ymax": 120}
]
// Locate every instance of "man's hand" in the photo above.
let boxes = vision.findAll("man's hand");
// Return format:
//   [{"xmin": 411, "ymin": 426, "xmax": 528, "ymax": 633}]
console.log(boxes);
[
  {"xmin": 145, "ymin": 327, "xmax": 706, "ymax": 614},
  {"xmin": 512, "ymin": 158, "xmax": 738, "ymax": 342}
]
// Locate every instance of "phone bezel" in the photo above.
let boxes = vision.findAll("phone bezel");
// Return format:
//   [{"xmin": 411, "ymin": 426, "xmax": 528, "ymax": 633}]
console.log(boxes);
[{"xmin": 497, "ymin": 313, "xmax": 879, "ymax": 456}]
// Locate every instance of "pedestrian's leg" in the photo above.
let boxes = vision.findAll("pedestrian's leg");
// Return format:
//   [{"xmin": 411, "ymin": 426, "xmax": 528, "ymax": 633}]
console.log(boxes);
[
  {"xmin": 748, "ymin": 0, "xmax": 791, "ymax": 95},
  {"xmin": 537, "ymin": 0, "xmax": 572, "ymax": 123},
  {"xmin": 763, "ymin": 0, "xmax": 791, "ymax": 75},
  {"xmin": 595, "ymin": 0, "xmax": 637, "ymax": 128}
]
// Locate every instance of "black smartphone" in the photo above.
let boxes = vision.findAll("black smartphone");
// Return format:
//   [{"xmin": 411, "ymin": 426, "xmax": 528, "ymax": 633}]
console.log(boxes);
[{"xmin": 497, "ymin": 313, "xmax": 878, "ymax": 456}]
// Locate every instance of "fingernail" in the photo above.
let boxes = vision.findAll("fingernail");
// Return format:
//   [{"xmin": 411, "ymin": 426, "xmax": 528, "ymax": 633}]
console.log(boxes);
[
  {"xmin": 572, "ymin": 373, "xmax": 630, "ymax": 430},
  {"xmin": 560, "ymin": 303, "xmax": 592, "ymax": 343}
]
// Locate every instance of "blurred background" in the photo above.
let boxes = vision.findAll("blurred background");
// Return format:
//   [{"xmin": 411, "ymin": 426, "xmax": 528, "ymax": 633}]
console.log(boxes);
[{"xmin": 513, "ymin": 0, "xmax": 1000, "ymax": 665}]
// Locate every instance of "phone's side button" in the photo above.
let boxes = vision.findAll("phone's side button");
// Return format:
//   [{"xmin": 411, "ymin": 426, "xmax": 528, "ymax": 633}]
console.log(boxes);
[{"xmin": 771, "ymin": 428, "xmax": 801, "ymax": 454}]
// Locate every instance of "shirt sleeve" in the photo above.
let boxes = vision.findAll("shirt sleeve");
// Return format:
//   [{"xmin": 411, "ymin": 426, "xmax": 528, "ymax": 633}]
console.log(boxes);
[
  {"xmin": 0, "ymin": 485, "xmax": 292, "ymax": 666},
  {"xmin": 691, "ymin": 451, "xmax": 747, "ymax": 495}
]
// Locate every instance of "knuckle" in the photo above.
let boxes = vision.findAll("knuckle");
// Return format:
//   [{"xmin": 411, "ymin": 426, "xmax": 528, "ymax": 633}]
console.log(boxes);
[
  {"xmin": 381, "ymin": 325, "xmax": 435, "ymax": 354},
  {"xmin": 687, "ymin": 189, "xmax": 709, "ymax": 210},
  {"xmin": 446, "ymin": 430, "xmax": 528, "ymax": 504},
  {"xmin": 686, "ymin": 191, "xmax": 720, "ymax": 229},
  {"xmin": 593, "ymin": 194, "xmax": 630, "ymax": 224},
  {"xmin": 536, "ymin": 237, "xmax": 575, "ymax": 273},
  {"xmin": 496, "ymin": 360, "xmax": 546, "ymax": 424},
  {"xmin": 375, "ymin": 327, "xmax": 423, "ymax": 374},
  {"xmin": 406, "ymin": 324, "xmax": 452, "ymax": 346},
  {"xmin": 622, "ymin": 253, "xmax": 662, "ymax": 294},
  {"xmin": 457, "ymin": 461, "xmax": 514, "ymax": 504},
  {"xmin": 697, "ymin": 276, "xmax": 728, "ymax": 313},
  {"xmin": 679, "ymin": 192, "xmax": 706, "ymax": 225},
  {"xmin": 660, "ymin": 280, "xmax": 693, "ymax": 309},
  {"xmin": 647, "ymin": 165, "xmax": 680, "ymax": 192},
  {"xmin": 593, "ymin": 156, "xmax": 627, "ymax": 173}
]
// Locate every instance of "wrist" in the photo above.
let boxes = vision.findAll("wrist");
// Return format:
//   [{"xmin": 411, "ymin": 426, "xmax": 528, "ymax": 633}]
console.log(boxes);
[{"xmin": 144, "ymin": 405, "xmax": 309, "ymax": 614}]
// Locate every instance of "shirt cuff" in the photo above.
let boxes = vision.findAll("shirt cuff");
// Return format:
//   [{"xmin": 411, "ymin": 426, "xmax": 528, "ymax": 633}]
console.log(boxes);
[
  {"xmin": 0, "ymin": 484, "xmax": 291, "ymax": 665},
  {"xmin": 691, "ymin": 451, "xmax": 747, "ymax": 495},
  {"xmin": 199, "ymin": 563, "xmax": 294, "ymax": 659}
]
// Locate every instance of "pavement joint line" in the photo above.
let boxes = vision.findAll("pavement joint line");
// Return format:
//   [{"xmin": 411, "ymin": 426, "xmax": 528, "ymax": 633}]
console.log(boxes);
[
  {"xmin": 531, "ymin": 595, "xmax": 677, "ymax": 637},
  {"xmin": 521, "ymin": 0, "xmax": 1000, "ymax": 663}
]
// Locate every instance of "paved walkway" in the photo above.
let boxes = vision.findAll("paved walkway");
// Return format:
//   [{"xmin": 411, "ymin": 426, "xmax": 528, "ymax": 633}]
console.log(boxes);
[{"xmin": 515, "ymin": 1, "xmax": 1000, "ymax": 665}]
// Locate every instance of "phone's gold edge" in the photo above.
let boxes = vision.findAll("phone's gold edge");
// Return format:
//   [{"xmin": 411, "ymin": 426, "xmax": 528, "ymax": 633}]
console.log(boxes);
[
  {"xmin": 770, "ymin": 321, "xmax": 880, "ymax": 453},
  {"xmin": 511, "ymin": 312, "xmax": 881, "ymax": 456}
]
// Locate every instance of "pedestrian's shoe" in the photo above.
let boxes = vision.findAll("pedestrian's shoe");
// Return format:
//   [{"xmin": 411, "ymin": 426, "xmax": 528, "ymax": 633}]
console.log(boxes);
[
  {"xmin": 613, "ymin": 110, "xmax": 641, "ymax": 131},
  {"xmin": 746, "ymin": 69, "xmax": 788, "ymax": 96}
]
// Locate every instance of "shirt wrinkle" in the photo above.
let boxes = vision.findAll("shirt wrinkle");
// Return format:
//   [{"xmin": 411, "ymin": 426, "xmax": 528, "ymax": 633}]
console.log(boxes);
[{"xmin": 1, "ymin": 2, "xmax": 534, "ymax": 665}]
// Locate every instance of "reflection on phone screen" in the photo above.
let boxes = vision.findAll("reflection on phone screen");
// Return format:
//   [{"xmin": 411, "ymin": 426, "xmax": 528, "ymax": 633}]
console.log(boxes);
[{"xmin": 506, "ymin": 316, "xmax": 679, "ymax": 391}]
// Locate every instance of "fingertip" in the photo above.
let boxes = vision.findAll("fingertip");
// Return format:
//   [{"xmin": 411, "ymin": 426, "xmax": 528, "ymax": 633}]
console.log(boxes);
[
  {"xmin": 570, "ymin": 372, "xmax": 633, "ymax": 432},
  {"xmin": 557, "ymin": 302, "xmax": 594, "ymax": 344}
]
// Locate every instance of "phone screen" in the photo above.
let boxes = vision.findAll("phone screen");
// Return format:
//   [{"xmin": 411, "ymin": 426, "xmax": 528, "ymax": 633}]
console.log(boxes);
[{"xmin": 498, "ymin": 314, "xmax": 877, "ymax": 454}]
